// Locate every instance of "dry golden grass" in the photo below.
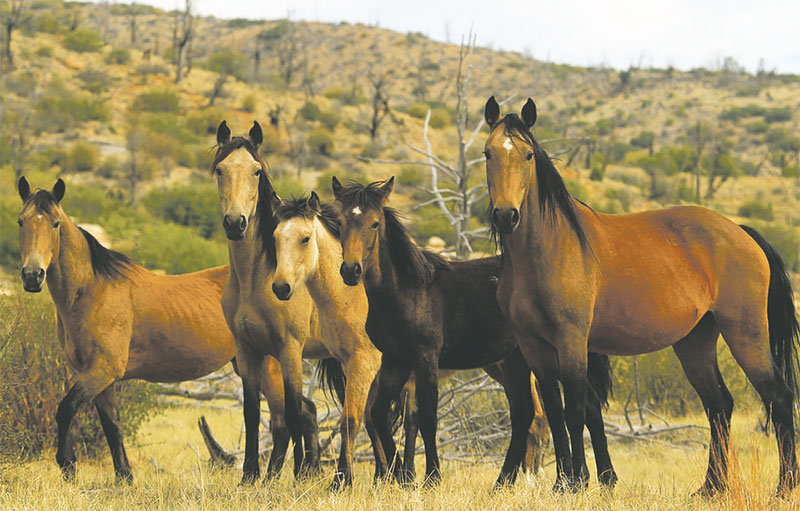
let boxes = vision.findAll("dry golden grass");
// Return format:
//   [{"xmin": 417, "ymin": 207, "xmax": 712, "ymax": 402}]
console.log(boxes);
[{"xmin": 1, "ymin": 400, "xmax": 798, "ymax": 510}]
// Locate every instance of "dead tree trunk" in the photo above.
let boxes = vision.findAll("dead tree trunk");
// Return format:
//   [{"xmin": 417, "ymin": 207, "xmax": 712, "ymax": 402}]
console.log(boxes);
[{"xmin": 173, "ymin": 0, "xmax": 194, "ymax": 85}]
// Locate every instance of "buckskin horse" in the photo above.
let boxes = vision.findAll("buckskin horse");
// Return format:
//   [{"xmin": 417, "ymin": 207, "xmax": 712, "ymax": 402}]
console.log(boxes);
[
  {"xmin": 14, "ymin": 177, "xmax": 286, "ymax": 483},
  {"xmin": 483, "ymin": 96, "xmax": 799, "ymax": 496},
  {"xmin": 333, "ymin": 176, "xmax": 616, "ymax": 489}
]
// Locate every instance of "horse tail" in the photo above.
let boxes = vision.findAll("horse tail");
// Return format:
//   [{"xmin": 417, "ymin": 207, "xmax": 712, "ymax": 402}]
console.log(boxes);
[
  {"xmin": 587, "ymin": 352, "xmax": 613, "ymax": 410},
  {"xmin": 740, "ymin": 224, "xmax": 800, "ymax": 402},
  {"xmin": 316, "ymin": 358, "xmax": 346, "ymax": 408}
]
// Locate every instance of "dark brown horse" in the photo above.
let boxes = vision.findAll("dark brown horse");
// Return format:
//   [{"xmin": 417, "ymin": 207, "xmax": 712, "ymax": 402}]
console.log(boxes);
[
  {"xmin": 332, "ymin": 176, "xmax": 616, "ymax": 489},
  {"xmin": 483, "ymin": 96, "xmax": 799, "ymax": 496},
  {"xmin": 14, "ymin": 177, "xmax": 284, "ymax": 483}
]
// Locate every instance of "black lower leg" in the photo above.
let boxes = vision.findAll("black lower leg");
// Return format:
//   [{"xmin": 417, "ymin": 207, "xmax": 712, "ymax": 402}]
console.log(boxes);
[
  {"xmin": 300, "ymin": 396, "xmax": 320, "ymax": 475},
  {"xmin": 55, "ymin": 385, "xmax": 83, "ymax": 481},
  {"xmin": 415, "ymin": 365, "xmax": 441, "ymax": 488},
  {"xmin": 95, "ymin": 392, "xmax": 132, "ymax": 484},
  {"xmin": 585, "ymin": 399, "xmax": 616, "ymax": 488},
  {"xmin": 266, "ymin": 419, "xmax": 290, "ymax": 479},
  {"xmin": 241, "ymin": 383, "xmax": 262, "ymax": 484},
  {"xmin": 495, "ymin": 355, "xmax": 535, "ymax": 490}
]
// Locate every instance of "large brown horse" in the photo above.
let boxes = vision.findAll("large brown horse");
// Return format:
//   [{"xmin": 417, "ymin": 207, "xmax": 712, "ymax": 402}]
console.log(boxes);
[
  {"xmin": 210, "ymin": 121, "xmax": 383, "ymax": 488},
  {"xmin": 483, "ymin": 96, "xmax": 800, "ymax": 496},
  {"xmin": 332, "ymin": 177, "xmax": 616, "ymax": 489},
  {"xmin": 14, "ymin": 177, "xmax": 285, "ymax": 483}
]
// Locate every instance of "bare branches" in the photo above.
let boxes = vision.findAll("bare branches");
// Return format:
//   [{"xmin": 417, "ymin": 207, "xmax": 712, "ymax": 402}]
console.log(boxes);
[
  {"xmin": 2, "ymin": 0, "xmax": 32, "ymax": 70},
  {"xmin": 172, "ymin": 0, "xmax": 194, "ymax": 84}
]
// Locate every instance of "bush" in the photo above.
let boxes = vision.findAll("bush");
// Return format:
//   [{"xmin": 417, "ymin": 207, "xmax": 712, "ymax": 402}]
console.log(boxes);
[
  {"xmin": 76, "ymin": 69, "xmax": 111, "ymax": 94},
  {"xmin": 745, "ymin": 120, "xmax": 768, "ymax": 134},
  {"xmin": 36, "ymin": 45, "xmax": 53, "ymax": 57},
  {"xmin": 128, "ymin": 223, "xmax": 228, "ymax": 274},
  {"xmin": 299, "ymin": 101, "xmax": 322, "ymax": 122},
  {"xmin": 429, "ymin": 108, "xmax": 451, "ymax": 129},
  {"xmin": 318, "ymin": 109, "xmax": 340, "ymax": 131},
  {"xmin": 143, "ymin": 184, "xmax": 221, "ymax": 239},
  {"xmin": 261, "ymin": 125, "xmax": 283, "ymax": 155},
  {"xmin": 133, "ymin": 90, "xmax": 181, "ymax": 113},
  {"xmin": 106, "ymin": 47, "xmax": 130, "ymax": 65},
  {"xmin": 737, "ymin": 200, "xmax": 774, "ymax": 221},
  {"xmin": 65, "ymin": 141, "xmax": 99, "ymax": 172},
  {"xmin": 241, "ymin": 94, "xmax": 257, "ymax": 112},
  {"xmin": 323, "ymin": 86, "xmax": 347, "ymax": 100},
  {"xmin": 186, "ymin": 107, "xmax": 225, "ymax": 137},
  {"xmin": 0, "ymin": 201, "xmax": 22, "ymax": 271},
  {"xmin": 136, "ymin": 64, "xmax": 169, "ymax": 76},
  {"xmin": 763, "ymin": 107, "xmax": 793, "ymax": 123},
  {"xmin": 0, "ymin": 294, "xmax": 161, "ymax": 460},
  {"xmin": 746, "ymin": 222, "xmax": 800, "ymax": 272},
  {"xmin": 782, "ymin": 164, "xmax": 799, "ymax": 179},
  {"xmin": 35, "ymin": 92, "xmax": 110, "ymax": 132},
  {"xmin": 62, "ymin": 28, "xmax": 104, "ymax": 53},
  {"xmin": 308, "ymin": 127, "xmax": 334, "ymax": 156},
  {"xmin": 406, "ymin": 102, "xmax": 429, "ymax": 119},
  {"xmin": 718, "ymin": 104, "xmax": 765, "ymax": 121},
  {"xmin": 398, "ymin": 165, "xmax": 427, "ymax": 188}
]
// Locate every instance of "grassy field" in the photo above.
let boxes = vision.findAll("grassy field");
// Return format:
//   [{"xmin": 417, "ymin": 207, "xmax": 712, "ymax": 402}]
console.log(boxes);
[{"xmin": 1, "ymin": 399, "xmax": 797, "ymax": 510}]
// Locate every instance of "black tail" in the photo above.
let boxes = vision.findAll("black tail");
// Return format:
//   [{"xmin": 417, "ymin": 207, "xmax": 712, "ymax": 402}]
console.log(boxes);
[
  {"xmin": 316, "ymin": 358, "xmax": 346, "ymax": 408},
  {"xmin": 740, "ymin": 224, "xmax": 800, "ymax": 402},
  {"xmin": 587, "ymin": 352, "xmax": 613, "ymax": 410}
]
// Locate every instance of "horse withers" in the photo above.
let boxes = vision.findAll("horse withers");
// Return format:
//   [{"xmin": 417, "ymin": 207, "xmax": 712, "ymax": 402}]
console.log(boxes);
[
  {"xmin": 15, "ymin": 177, "xmax": 285, "ymax": 483},
  {"xmin": 483, "ymin": 96, "xmax": 799, "ymax": 496}
]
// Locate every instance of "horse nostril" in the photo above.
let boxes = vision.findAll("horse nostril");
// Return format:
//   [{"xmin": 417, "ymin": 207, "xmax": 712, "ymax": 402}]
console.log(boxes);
[
  {"xmin": 272, "ymin": 282, "xmax": 290, "ymax": 299},
  {"xmin": 353, "ymin": 262, "xmax": 362, "ymax": 278},
  {"xmin": 510, "ymin": 209, "xmax": 520, "ymax": 227},
  {"xmin": 492, "ymin": 208, "xmax": 501, "ymax": 226},
  {"xmin": 37, "ymin": 268, "xmax": 45, "ymax": 280},
  {"xmin": 238, "ymin": 215, "xmax": 247, "ymax": 231}
]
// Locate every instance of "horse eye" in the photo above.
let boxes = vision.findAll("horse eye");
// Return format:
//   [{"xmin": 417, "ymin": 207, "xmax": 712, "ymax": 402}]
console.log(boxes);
[
  {"xmin": 371, "ymin": 222, "xmax": 380, "ymax": 230},
  {"xmin": 53, "ymin": 221, "xmax": 60, "ymax": 228},
  {"xmin": 301, "ymin": 236, "xmax": 310, "ymax": 244},
  {"xmin": 484, "ymin": 150, "xmax": 491, "ymax": 160},
  {"xmin": 214, "ymin": 167, "xmax": 222, "ymax": 176},
  {"xmin": 526, "ymin": 152, "xmax": 533, "ymax": 161},
  {"xmin": 254, "ymin": 169, "xmax": 261, "ymax": 177}
]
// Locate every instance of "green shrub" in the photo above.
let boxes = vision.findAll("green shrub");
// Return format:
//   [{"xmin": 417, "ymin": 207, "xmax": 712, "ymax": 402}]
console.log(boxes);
[
  {"xmin": 128, "ymin": 223, "xmax": 228, "ymax": 274},
  {"xmin": 97, "ymin": 155, "xmax": 121, "ymax": 178},
  {"xmin": 62, "ymin": 28, "xmax": 104, "ymax": 53},
  {"xmin": 76, "ymin": 69, "xmax": 111, "ymax": 94},
  {"xmin": 64, "ymin": 141, "xmax": 99, "ymax": 172},
  {"xmin": 746, "ymin": 222, "xmax": 799, "ymax": 272},
  {"xmin": 241, "ymin": 94, "xmax": 257, "ymax": 112},
  {"xmin": 429, "ymin": 108, "xmax": 451, "ymax": 129},
  {"xmin": 35, "ymin": 13, "xmax": 62, "ymax": 34},
  {"xmin": 35, "ymin": 92, "xmax": 110, "ymax": 132},
  {"xmin": 398, "ymin": 165, "xmax": 427, "ymax": 188},
  {"xmin": 323, "ymin": 86, "xmax": 347, "ymax": 100},
  {"xmin": 737, "ymin": 200, "xmax": 774, "ymax": 221},
  {"xmin": 0, "ymin": 201, "xmax": 22, "ymax": 271},
  {"xmin": 308, "ymin": 127, "xmax": 334, "ymax": 155},
  {"xmin": 299, "ymin": 101, "xmax": 322, "ymax": 122},
  {"xmin": 261, "ymin": 125, "xmax": 283, "ymax": 155},
  {"xmin": 186, "ymin": 107, "xmax": 225, "ymax": 136},
  {"xmin": 359, "ymin": 141, "xmax": 384, "ymax": 159},
  {"xmin": 718, "ymin": 104, "xmax": 765, "ymax": 121},
  {"xmin": 36, "ymin": 45, "xmax": 53, "ymax": 57},
  {"xmin": 133, "ymin": 90, "xmax": 181, "ymax": 113},
  {"xmin": 3, "ymin": 71, "xmax": 37, "ymax": 97},
  {"xmin": 318, "ymin": 109, "xmax": 340, "ymax": 131},
  {"xmin": 143, "ymin": 184, "xmax": 221, "ymax": 239},
  {"xmin": 782, "ymin": 164, "xmax": 799, "ymax": 179},
  {"xmin": 0, "ymin": 293, "xmax": 161, "ymax": 460},
  {"xmin": 763, "ymin": 107, "xmax": 793, "ymax": 123},
  {"xmin": 136, "ymin": 64, "xmax": 169, "ymax": 76},
  {"xmin": 745, "ymin": 120, "xmax": 768, "ymax": 134},
  {"xmin": 106, "ymin": 47, "xmax": 130, "ymax": 65},
  {"xmin": 203, "ymin": 49, "xmax": 249, "ymax": 81},
  {"xmin": 406, "ymin": 102, "xmax": 429, "ymax": 119}
]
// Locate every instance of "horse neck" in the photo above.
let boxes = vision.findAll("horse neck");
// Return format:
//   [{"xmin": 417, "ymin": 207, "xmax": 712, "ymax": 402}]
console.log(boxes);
[
  {"xmin": 227, "ymin": 214, "xmax": 274, "ymax": 288},
  {"xmin": 363, "ymin": 219, "xmax": 402, "ymax": 296},
  {"xmin": 46, "ymin": 215, "xmax": 94, "ymax": 308},
  {"xmin": 304, "ymin": 219, "xmax": 343, "ymax": 305}
]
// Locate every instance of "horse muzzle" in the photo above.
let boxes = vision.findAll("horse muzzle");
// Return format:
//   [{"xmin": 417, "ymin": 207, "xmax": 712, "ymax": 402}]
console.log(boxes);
[
  {"xmin": 491, "ymin": 207, "xmax": 520, "ymax": 235},
  {"xmin": 21, "ymin": 266, "xmax": 45, "ymax": 293},
  {"xmin": 271, "ymin": 282, "xmax": 293, "ymax": 301},
  {"xmin": 339, "ymin": 261, "xmax": 362, "ymax": 287},
  {"xmin": 223, "ymin": 214, "xmax": 248, "ymax": 240}
]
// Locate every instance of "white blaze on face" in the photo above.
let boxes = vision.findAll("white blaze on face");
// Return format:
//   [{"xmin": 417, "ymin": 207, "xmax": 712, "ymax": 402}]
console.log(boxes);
[
  {"xmin": 502, "ymin": 138, "xmax": 514, "ymax": 152},
  {"xmin": 352, "ymin": 206, "xmax": 362, "ymax": 216}
]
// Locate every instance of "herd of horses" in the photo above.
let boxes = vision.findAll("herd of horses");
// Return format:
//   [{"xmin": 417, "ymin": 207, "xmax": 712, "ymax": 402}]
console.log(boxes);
[{"xmin": 14, "ymin": 97, "xmax": 799, "ymax": 498}]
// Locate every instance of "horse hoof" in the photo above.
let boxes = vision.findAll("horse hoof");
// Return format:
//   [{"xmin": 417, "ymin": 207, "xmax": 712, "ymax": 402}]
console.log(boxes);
[
  {"xmin": 598, "ymin": 469, "xmax": 617, "ymax": 489},
  {"xmin": 116, "ymin": 472, "xmax": 133, "ymax": 485},
  {"xmin": 422, "ymin": 473, "xmax": 441, "ymax": 489},
  {"xmin": 328, "ymin": 472, "xmax": 351, "ymax": 492},
  {"xmin": 239, "ymin": 472, "xmax": 259, "ymax": 486},
  {"xmin": 691, "ymin": 483, "xmax": 722, "ymax": 499},
  {"xmin": 60, "ymin": 463, "xmax": 77, "ymax": 483}
]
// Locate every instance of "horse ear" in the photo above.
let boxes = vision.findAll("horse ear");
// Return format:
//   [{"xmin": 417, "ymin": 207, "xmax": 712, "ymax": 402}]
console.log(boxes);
[
  {"xmin": 484, "ymin": 96, "xmax": 500, "ymax": 127},
  {"xmin": 521, "ymin": 98, "xmax": 537, "ymax": 128},
  {"xmin": 18, "ymin": 176, "xmax": 30, "ymax": 201},
  {"xmin": 249, "ymin": 121, "xmax": 263, "ymax": 148},
  {"xmin": 378, "ymin": 176, "xmax": 394, "ymax": 204},
  {"xmin": 308, "ymin": 191, "xmax": 320, "ymax": 212},
  {"xmin": 52, "ymin": 178, "xmax": 65, "ymax": 203},
  {"xmin": 331, "ymin": 176, "xmax": 343, "ymax": 199},
  {"xmin": 216, "ymin": 120, "xmax": 231, "ymax": 146},
  {"xmin": 270, "ymin": 190, "xmax": 282, "ymax": 210}
]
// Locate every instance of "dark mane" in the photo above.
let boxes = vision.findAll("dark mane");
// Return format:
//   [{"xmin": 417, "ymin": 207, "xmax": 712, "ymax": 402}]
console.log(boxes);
[
  {"xmin": 274, "ymin": 195, "xmax": 341, "ymax": 239},
  {"xmin": 211, "ymin": 136, "xmax": 277, "ymax": 267},
  {"xmin": 23, "ymin": 190, "xmax": 59, "ymax": 215},
  {"xmin": 79, "ymin": 228, "xmax": 134, "ymax": 280},
  {"xmin": 336, "ymin": 180, "xmax": 450, "ymax": 286},
  {"xmin": 493, "ymin": 113, "xmax": 590, "ymax": 250}
]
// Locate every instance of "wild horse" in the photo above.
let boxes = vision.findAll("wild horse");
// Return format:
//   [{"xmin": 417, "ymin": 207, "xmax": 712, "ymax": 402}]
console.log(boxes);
[
  {"xmin": 15, "ymin": 177, "xmax": 284, "ymax": 483},
  {"xmin": 483, "ymin": 96, "xmax": 799, "ymax": 496},
  {"xmin": 332, "ymin": 176, "xmax": 616, "ymax": 489}
]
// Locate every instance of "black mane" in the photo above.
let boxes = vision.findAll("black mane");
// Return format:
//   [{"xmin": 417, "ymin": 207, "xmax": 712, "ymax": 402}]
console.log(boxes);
[
  {"xmin": 211, "ymin": 136, "xmax": 277, "ymax": 267},
  {"xmin": 274, "ymin": 195, "xmax": 341, "ymax": 239},
  {"xmin": 24, "ymin": 190, "xmax": 59, "ymax": 215},
  {"xmin": 336, "ymin": 180, "xmax": 450, "ymax": 286},
  {"xmin": 493, "ymin": 113, "xmax": 590, "ymax": 250},
  {"xmin": 79, "ymin": 228, "xmax": 134, "ymax": 280}
]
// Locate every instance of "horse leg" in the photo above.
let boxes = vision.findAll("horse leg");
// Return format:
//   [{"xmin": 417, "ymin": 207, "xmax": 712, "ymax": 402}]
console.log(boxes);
[
  {"xmin": 517, "ymin": 335, "xmax": 574, "ymax": 492},
  {"xmin": 414, "ymin": 354, "xmax": 441, "ymax": 488},
  {"xmin": 330, "ymin": 348, "xmax": 381, "ymax": 491},
  {"xmin": 527, "ymin": 378, "xmax": 549, "ymax": 475},
  {"xmin": 401, "ymin": 384, "xmax": 418, "ymax": 484},
  {"xmin": 672, "ymin": 315, "xmax": 732, "ymax": 496},
  {"xmin": 236, "ymin": 347, "xmax": 264, "ymax": 485},
  {"xmin": 585, "ymin": 353, "xmax": 616, "ymax": 488},
  {"xmin": 364, "ymin": 372, "xmax": 388, "ymax": 483},
  {"xmin": 715, "ymin": 312, "xmax": 798, "ymax": 496},
  {"xmin": 277, "ymin": 341, "xmax": 311, "ymax": 479},
  {"xmin": 261, "ymin": 355, "xmax": 290, "ymax": 480},
  {"xmin": 56, "ymin": 362, "xmax": 118, "ymax": 481},
  {"xmin": 370, "ymin": 361, "xmax": 411, "ymax": 484},
  {"xmin": 94, "ymin": 385, "xmax": 132, "ymax": 483}
]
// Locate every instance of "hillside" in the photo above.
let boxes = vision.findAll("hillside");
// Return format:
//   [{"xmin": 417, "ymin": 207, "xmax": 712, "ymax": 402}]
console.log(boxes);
[{"xmin": 1, "ymin": 0, "xmax": 798, "ymax": 278}]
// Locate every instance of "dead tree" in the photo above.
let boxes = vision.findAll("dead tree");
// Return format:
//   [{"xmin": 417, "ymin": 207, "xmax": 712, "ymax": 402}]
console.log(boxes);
[
  {"xmin": 368, "ymin": 70, "xmax": 394, "ymax": 141},
  {"xmin": 277, "ymin": 22, "xmax": 303, "ymax": 86},
  {"xmin": 2, "ymin": 0, "xmax": 31, "ymax": 70},
  {"xmin": 172, "ymin": 0, "xmax": 194, "ymax": 84}
]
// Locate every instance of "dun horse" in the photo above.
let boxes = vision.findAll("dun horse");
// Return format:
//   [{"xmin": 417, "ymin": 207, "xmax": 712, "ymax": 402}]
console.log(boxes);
[
  {"xmin": 270, "ymin": 192, "xmax": 383, "ymax": 489},
  {"xmin": 211, "ymin": 121, "xmax": 382, "ymax": 488},
  {"xmin": 483, "ymin": 96, "xmax": 799, "ymax": 496},
  {"xmin": 14, "ymin": 177, "xmax": 285, "ymax": 483},
  {"xmin": 332, "ymin": 177, "xmax": 616, "ymax": 488}
]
